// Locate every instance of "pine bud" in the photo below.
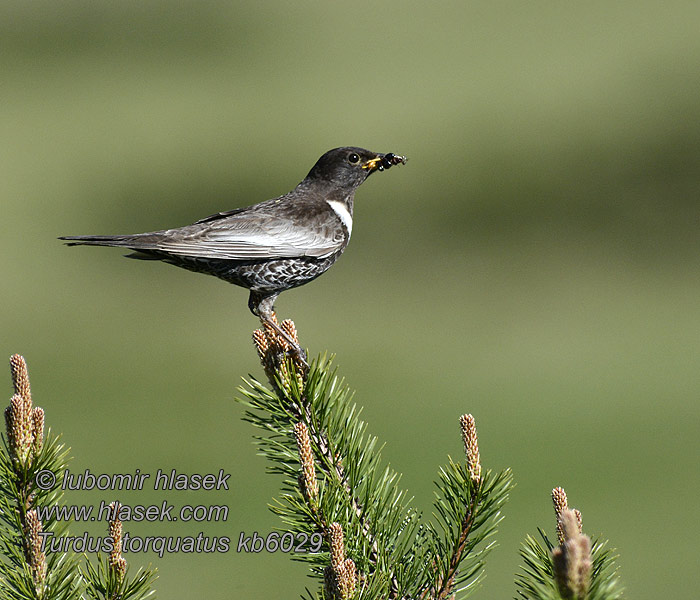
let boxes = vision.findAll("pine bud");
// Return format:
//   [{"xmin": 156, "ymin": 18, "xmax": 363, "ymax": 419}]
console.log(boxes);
[
  {"xmin": 325, "ymin": 522, "xmax": 357, "ymax": 599},
  {"xmin": 552, "ymin": 509, "xmax": 592, "ymax": 599},
  {"xmin": 328, "ymin": 522, "xmax": 345, "ymax": 570},
  {"xmin": 10, "ymin": 354, "xmax": 31, "ymax": 407},
  {"xmin": 573, "ymin": 508, "xmax": 583, "ymax": 534},
  {"xmin": 460, "ymin": 414, "xmax": 481, "ymax": 483},
  {"xmin": 31, "ymin": 407, "xmax": 44, "ymax": 455},
  {"xmin": 24, "ymin": 509, "xmax": 47, "ymax": 587},
  {"xmin": 7, "ymin": 394, "xmax": 33, "ymax": 464},
  {"xmin": 6, "ymin": 355, "xmax": 40, "ymax": 465},
  {"xmin": 262, "ymin": 312, "xmax": 283, "ymax": 348},
  {"xmin": 252, "ymin": 329, "xmax": 269, "ymax": 361},
  {"xmin": 294, "ymin": 422, "xmax": 318, "ymax": 503},
  {"xmin": 552, "ymin": 486, "xmax": 569, "ymax": 544},
  {"xmin": 343, "ymin": 558, "xmax": 357, "ymax": 598},
  {"xmin": 280, "ymin": 319, "xmax": 299, "ymax": 346},
  {"xmin": 108, "ymin": 501, "xmax": 127, "ymax": 585}
]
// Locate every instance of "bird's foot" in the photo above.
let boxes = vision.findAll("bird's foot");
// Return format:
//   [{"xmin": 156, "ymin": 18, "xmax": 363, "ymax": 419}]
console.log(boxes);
[{"xmin": 259, "ymin": 314, "xmax": 308, "ymax": 369}]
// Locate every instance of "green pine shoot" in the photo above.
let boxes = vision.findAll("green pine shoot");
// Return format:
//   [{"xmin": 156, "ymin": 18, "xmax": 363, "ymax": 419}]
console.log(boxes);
[
  {"xmin": 239, "ymin": 320, "xmax": 513, "ymax": 599},
  {"xmin": 515, "ymin": 487, "xmax": 623, "ymax": 600}
]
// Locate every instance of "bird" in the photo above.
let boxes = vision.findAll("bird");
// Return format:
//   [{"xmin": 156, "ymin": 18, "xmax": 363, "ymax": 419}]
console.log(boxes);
[{"xmin": 60, "ymin": 146, "xmax": 406, "ymax": 358}]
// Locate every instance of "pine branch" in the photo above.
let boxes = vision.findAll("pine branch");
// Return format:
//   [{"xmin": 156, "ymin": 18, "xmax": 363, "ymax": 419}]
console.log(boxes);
[
  {"xmin": 1, "ymin": 355, "xmax": 157, "ymax": 600},
  {"xmin": 238, "ymin": 321, "xmax": 512, "ymax": 599},
  {"xmin": 80, "ymin": 502, "xmax": 157, "ymax": 600},
  {"xmin": 241, "ymin": 341, "xmax": 412, "ymax": 596},
  {"xmin": 0, "ymin": 354, "xmax": 80, "ymax": 600},
  {"xmin": 425, "ymin": 459, "xmax": 512, "ymax": 598},
  {"xmin": 515, "ymin": 487, "xmax": 624, "ymax": 600}
]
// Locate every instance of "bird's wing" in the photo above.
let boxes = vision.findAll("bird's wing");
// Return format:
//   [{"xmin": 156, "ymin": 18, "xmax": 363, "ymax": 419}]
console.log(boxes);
[
  {"xmin": 153, "ymin": 212, "xmax": 344, "ymax": 260},
  {"xmin": 193, "ymin": 206, "xmax": 247, "ymax": 225}
]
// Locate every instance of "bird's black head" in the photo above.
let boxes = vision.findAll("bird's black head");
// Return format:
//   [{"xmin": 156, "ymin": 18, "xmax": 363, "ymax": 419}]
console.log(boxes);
[{"xmin": 304, "ymin": 147, "xmax": 406, "ymax": 191}]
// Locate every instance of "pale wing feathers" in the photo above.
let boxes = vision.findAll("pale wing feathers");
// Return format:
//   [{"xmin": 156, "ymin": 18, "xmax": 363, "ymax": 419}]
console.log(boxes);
[{"xmin": 154, "ymin": 215, "xmax": 343, "ymax": 260}]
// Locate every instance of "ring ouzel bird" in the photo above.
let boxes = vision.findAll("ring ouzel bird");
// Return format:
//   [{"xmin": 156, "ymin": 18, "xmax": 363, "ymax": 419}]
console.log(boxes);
[{"xmin": 60, "ymin": 146, "xmax": 406, "ymax": 356}]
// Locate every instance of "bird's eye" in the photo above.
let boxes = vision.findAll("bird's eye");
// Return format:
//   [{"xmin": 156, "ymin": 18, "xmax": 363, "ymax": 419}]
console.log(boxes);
[{"xmin": 348, "ymin": 152, "xmax": 360, "ymax": 164}]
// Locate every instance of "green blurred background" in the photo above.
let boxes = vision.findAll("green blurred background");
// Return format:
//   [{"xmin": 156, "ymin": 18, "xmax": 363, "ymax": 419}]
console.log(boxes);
[{"xmin": 2, "ymin": 1, "xmax": 699, "ymax": 597}]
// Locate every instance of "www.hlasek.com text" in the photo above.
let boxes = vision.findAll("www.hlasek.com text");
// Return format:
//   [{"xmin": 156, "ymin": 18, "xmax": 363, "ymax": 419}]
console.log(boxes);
[{"xmin": 35, "ymin": 499, "xmax": 228, "ymax": 523}]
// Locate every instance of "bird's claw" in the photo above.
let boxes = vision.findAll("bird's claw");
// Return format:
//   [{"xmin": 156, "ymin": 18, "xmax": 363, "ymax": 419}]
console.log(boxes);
[
  {"xmin": 259, "ymin": 314, "xmax": 308, "ymax": 371},
  {"xmin": 288, "ymin": 344, "xmax": 308, "ymax": 369}
]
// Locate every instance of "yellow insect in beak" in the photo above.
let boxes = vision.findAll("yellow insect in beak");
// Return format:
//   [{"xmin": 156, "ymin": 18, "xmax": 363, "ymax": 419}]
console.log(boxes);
[
  {"xmin": 362, "ymin": 157, "xmax": 383, "ymax": 171},
  {"xmin": 362, "ymin": 153, "xmax": 407, "ymax": 172}
]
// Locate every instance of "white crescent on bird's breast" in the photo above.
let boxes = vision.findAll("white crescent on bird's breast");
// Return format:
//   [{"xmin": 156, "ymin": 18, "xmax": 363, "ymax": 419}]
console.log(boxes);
[{"xmin": 325, "ymin": 200, "xmax": 353, "ymax": 237}]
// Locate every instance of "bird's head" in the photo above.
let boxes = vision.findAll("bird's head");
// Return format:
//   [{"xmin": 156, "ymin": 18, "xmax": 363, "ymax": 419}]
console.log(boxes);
[{"xmin": 304, "ymin": 147, "xmax": 406, "ymax": 191}]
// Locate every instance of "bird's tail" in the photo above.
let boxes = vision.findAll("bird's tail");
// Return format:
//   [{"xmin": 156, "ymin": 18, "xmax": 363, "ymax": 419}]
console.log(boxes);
[{"xmin": 58, "ymin": 233, "xmax": 159, "ymax": 249}]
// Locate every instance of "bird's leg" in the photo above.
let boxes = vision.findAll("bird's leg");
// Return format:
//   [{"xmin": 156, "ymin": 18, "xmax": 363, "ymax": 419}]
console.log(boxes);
[{"xmin": 250, "ymin": 291, "xmax": 308, "ymax": 367}]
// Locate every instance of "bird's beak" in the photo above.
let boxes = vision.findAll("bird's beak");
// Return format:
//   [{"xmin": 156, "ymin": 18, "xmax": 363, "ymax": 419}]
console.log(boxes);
[{"xmin": 362, "ymin": 153, "xmax": 407, "ymax": 173}]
